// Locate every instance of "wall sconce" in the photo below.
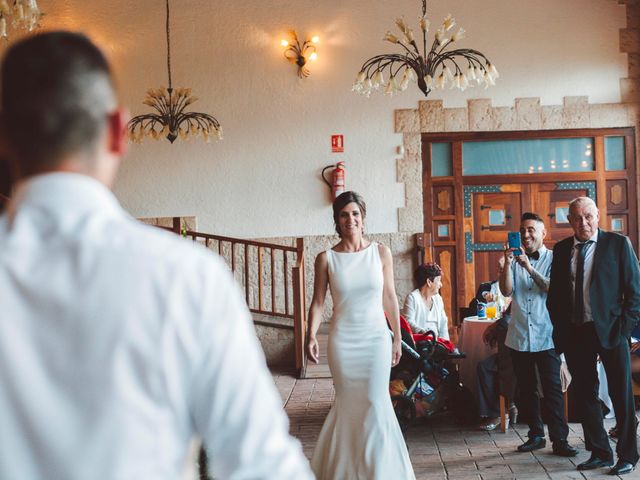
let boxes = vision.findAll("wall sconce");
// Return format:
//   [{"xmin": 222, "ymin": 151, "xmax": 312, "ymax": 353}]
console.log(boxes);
[{"xmin": 281, "ymin": 31, "xmax": 319, "ymax": 78}]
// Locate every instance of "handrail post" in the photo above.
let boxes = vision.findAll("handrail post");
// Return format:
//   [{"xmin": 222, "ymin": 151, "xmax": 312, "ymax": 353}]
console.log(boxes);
[
  {"xmin": 293, "ymin": 237, "xmax": 306, "ymax": 378},
  {"xmin": 416, "ymin": 232, "xmax": 433, "ymax": 265},
  {"xmin": 172, "ymin": 217, "xmax": 181, "ymax": 234}
]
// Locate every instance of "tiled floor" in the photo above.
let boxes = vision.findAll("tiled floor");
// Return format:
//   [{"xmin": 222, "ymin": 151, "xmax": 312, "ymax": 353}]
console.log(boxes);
[{"xmin": 272, "ymin": 372, "xmax": 640, "ymax": 479}]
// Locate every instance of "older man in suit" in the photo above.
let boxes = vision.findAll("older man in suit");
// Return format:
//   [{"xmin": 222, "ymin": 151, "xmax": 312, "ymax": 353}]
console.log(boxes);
[{"xmin": 547, "ymin": 196, "xmax": 640, "ymax": 475}]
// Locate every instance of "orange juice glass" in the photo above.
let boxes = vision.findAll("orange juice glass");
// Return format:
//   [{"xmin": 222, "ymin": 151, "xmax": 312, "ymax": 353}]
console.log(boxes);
[{"xmin": 486, "ymin": 304, "xmax": 497, "ymax": 319}]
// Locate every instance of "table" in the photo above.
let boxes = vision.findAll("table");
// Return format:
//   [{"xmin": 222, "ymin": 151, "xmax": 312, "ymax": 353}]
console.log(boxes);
[
  {"xmin": 458, "ymin": 316, "xmax": 497, "ymax": 400},
  {"xmin": 459, "ymin": 316, "xmax": 574, "ymax": 422}
]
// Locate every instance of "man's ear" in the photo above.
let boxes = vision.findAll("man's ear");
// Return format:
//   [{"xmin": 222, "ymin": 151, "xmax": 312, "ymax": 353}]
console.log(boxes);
[{"xmin": 106, "ymin": 108, "xmax": 129, "ymax": 156}]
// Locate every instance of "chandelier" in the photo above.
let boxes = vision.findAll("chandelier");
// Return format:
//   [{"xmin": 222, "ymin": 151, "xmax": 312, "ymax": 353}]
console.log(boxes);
[
  {"xmin": 0, "ymin": 0, "xmax": 43, "ymax": 38},
  {"xmin": 127, "ymin": 0, "xmax": 222, "ymax": 144},
  {"xmin": 352, "ymin": 0, "xmax": 498, "ymax": 97}
]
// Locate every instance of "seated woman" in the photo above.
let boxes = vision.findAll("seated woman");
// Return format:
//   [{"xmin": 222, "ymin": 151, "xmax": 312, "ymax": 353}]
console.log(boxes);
[{"xmin": 402, "ymin": 262, "xmax": 449, "ymax": 340}]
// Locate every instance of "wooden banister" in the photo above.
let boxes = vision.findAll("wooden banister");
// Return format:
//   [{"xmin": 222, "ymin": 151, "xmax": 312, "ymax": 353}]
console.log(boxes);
[
  {"xmin": 170, "ymin": 219, "xmax": 307, "ymax": 376},
  {"xmin": 292, "ymin": 237, "xmax": 306, "ymax": 377}
]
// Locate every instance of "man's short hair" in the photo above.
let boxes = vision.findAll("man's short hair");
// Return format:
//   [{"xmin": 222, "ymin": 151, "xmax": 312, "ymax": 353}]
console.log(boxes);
[
  {"xmin": 1, "ymin": 31, "xmax": 117, "ymax": 175},
  {"xmin": 521, "ymin": 212, "xmax": 544, "ymax": 225}
]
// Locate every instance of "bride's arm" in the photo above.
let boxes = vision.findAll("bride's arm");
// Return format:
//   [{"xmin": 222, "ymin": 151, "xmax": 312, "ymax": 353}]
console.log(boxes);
[
  {"xmin": 379, "ymin": 244, "xmax": 402, "ymax": 366},
  {"xmin": 307, "ymin": 252, "xmax": 329, "ymax": 363}
]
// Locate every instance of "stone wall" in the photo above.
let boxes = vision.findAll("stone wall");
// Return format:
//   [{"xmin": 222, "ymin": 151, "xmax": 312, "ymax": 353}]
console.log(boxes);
[
  {"xmin": 136, "ymin": 216, "xmax": 419, "ymax": 365},
  {"xmin": 257, "ymin": 232, "xmax": 419, "ymax": 325},
  {"xmin": 394, "ymin": 0, "xmax": 640, "ymax": 241}
]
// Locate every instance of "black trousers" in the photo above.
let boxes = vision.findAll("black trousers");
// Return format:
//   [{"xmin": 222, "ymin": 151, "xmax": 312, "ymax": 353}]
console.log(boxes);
[
  {"xmin": 510, "ymin": 347, "xmax": 568, "ymax": 443},
  {"xmin": 564, "ymin": 322, "xmax": 638, "ymax": 464}
]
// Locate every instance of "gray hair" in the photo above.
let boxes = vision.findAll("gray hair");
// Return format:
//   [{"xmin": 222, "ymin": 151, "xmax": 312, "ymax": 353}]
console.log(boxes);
[{"xmin": 568, "ymin": 196, "xmax": 598, "ymax": 213}]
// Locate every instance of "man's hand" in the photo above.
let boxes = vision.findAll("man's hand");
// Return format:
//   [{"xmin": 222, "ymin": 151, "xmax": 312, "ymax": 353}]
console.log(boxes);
[
  {"xmin": 503, "ymin": 244, "xmax": 515, "ymax": 265},
  {"xmin": 482, "ymin": 291, "xmax": 496, "ymax": 303},
  {"xmin": 515, "ymin": 252, "xmax": 532, "ymax": 273}
]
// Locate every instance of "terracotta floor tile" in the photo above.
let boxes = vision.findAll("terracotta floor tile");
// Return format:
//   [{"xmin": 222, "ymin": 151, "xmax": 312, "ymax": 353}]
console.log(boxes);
[{"xmin": 272, "ymin": 371, "xmax": 637, "ymax": 479}]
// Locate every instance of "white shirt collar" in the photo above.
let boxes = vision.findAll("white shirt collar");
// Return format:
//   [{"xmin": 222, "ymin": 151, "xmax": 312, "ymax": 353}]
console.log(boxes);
[
  {"xmin": 6, "ymin": 172, "xmax": 124, "ymax": 224},
  {"xmin": 572, "ymin": 230, "xmax": 599, "ymax": 247}
]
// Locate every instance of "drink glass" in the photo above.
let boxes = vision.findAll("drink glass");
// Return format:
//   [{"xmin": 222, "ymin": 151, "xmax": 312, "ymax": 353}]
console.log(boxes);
[{"xmin": 486, "ymin": 303, "xmax": 497, "ymax": 319}]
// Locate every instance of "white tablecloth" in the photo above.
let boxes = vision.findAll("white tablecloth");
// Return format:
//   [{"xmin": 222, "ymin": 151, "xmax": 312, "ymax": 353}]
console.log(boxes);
[{"xmin": 458, "ymin": 316, "xmax": 497, "ymax": 400}]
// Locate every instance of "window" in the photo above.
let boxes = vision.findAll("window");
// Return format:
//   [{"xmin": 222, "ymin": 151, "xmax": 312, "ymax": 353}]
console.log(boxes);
[{"xmin": 462, "ymin": 138, "xmax": 594, "ymax": 175}]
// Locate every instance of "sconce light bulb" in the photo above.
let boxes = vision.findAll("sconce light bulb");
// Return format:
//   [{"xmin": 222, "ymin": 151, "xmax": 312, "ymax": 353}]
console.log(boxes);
[
  {"xmin": 309, "ymin": 52, "xmax": 318, "ymax": 61},
  {"xmin": 311, "ymin": 35, "xmax": 319, "ymax": 44},
  {"xmin": 280, "ymin": 39, "xmax": 289, "ymax": 47}
]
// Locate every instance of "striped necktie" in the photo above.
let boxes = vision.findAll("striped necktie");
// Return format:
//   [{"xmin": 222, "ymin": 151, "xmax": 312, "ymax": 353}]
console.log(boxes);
[{"xmin": 574, "ymin": 240, "xmax": 593, "ymax": 324}]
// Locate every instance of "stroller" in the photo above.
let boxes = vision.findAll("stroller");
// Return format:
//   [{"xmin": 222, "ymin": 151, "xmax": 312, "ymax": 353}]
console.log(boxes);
[{"xmin": 389, "ymin": 316, "xmax": 475, "ymax": 431}]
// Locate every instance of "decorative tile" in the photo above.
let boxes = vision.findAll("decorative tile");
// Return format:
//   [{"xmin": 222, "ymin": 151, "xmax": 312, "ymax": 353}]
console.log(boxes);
[
  {"xmin": 465, "ymin": 231, "xmax": 503, "ymax": 263},
  {"xmin": 463, "ymin": 185, "xmax": 502, "ymax": 217},
  {"xmin": 556, "ymin": 181, "xmax": 597, "ymax": 201}
]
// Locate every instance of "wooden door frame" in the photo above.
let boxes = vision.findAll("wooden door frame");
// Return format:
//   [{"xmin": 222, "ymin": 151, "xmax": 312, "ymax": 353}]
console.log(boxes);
[{"xmin": 422, "ymin": 127, "xmax": 637, "ymax": 325}]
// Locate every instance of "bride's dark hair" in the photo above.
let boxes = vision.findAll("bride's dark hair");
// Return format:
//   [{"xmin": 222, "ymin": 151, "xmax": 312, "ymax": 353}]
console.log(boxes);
[{"xmin": 332, "ymin": 191, "xmax": 367, "ymax": 238}]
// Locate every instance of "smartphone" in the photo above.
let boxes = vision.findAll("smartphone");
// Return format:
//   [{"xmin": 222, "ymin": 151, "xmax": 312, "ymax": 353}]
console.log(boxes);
[{"xmin": 507, "ymin": 231, "xmax": 522, "ymax": 256}]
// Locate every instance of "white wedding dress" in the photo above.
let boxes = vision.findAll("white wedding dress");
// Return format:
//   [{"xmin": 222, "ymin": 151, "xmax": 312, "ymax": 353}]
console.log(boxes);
[{"xmin": 311, "ymin": 243, "xmax": 415, "ymax": 480}]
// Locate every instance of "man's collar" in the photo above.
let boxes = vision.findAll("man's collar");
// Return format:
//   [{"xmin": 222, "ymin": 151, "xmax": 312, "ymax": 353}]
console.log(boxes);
[
  {"xmin": 572, "ymin": 230, "xmax": 599, "ymax": 247},
  {"xmin": 525, "ymin": 245, "xmax": 547, "ymax": 260},
  {"xmin": 6, "ymin": 172, "xmax": 124, "ymax": 224}
]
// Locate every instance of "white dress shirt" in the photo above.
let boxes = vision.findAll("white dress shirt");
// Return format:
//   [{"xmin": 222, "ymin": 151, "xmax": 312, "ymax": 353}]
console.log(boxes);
[
  {"xmin": 0, "ymin": 173, "xmax": 313, "ymax": 480},
  {"xmin": 570, "ymin": 231, "xmax": 599, "ymax": 324},
  {"xmin": 402, "ymin": 290, "xmax": 449, "ymax": 340}
]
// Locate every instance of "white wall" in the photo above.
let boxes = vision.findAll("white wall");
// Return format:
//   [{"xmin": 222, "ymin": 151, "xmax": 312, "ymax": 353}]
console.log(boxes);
[{"xmin": 33, "ymin": 0, "xmax": 626, "ymax": 238}]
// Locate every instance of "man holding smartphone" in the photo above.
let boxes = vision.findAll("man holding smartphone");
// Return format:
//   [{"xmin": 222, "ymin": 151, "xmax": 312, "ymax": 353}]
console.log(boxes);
[{"xmin": 500, "ymin": 212, "xmax": 577, "ymax": 457}]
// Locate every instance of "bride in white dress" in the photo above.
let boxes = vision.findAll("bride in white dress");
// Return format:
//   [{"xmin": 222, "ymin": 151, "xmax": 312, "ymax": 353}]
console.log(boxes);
[{"xmin": 307, "ymin": 191, "xmax": 415, "ymax": 480}]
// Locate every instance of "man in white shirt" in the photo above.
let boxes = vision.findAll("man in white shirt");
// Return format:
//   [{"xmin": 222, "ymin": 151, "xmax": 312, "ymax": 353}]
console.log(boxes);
[{"xmin": 0, "ymin": 31, "xmax": 313, "ymax": 480}]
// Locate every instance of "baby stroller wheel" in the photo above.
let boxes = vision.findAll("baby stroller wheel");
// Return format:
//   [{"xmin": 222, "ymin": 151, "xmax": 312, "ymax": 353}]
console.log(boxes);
[{"xmin": 391, "ymin": 395, "xmax": 415, "ymax": 433}]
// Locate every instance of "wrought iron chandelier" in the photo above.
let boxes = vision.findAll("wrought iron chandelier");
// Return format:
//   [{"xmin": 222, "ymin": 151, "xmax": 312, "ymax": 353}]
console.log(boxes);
[
  {"xmin": 352, "ymin": 0, "xmax": 498, "ymax": 97},
  {"xmin": 127, "ymin": 0, "xmax": 222, "ymax": 143},
  {"xmin": 0, "ymin": 0, "xmax": 43, "ymax": 39}
]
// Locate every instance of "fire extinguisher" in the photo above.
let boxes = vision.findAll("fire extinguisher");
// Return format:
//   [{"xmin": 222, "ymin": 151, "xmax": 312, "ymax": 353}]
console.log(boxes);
[{"xmin": 322, "ymin": 162, "xmax": 346, "ymax": 200}]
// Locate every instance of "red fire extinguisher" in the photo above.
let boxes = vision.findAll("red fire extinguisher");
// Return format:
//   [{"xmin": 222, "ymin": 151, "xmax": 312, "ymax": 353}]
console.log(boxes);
[{"xmin": 322, "ymin": 162, "xmax": 346, "ymax": 200}]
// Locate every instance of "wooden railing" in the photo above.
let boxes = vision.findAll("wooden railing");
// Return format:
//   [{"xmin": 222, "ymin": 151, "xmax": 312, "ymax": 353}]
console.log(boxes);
[{"xmin": 169, "ymin": 220, "xmax": 307, "ymax": 376}]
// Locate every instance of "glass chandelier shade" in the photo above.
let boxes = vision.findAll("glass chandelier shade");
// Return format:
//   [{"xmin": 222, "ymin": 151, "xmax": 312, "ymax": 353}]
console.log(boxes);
[
  {"xmin": 352, "ymin": 0, "xmax": 498, "ymax": 98},
  {"xmin": 0, "ymin": 0, "xmax": 43, "ymax": 39}
]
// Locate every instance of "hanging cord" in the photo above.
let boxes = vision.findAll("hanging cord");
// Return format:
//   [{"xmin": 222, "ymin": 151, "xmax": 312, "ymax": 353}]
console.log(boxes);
[{"xmin": 166, "ymin": 0, "xmax": 172, "ymax": 89}]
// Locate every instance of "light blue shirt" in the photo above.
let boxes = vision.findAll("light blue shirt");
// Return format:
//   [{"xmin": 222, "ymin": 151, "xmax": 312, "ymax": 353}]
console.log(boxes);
[{"xmin": 505, "ymin": 246, "xmax": 555, "ymax": 352}]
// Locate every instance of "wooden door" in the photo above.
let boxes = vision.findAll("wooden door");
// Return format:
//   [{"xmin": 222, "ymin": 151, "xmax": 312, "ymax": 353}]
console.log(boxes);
[
  {"xmin": 532, "ymin": 183, "xmax": 593, "ymax": 248},
  {"xmin": 466, "ymin": 182, "xmax": 596, "ymax": 303},
  {"xmin": 470, "ymin": 187, "xmax": 524, "ymax": 289},
  {"xmin": 422, "ymin": 127, "xmax": 637, "ymax": 328}
]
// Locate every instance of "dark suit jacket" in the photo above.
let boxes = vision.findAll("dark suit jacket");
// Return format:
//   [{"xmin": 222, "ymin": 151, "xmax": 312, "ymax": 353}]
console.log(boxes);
[{"xmin": 547, "ymin": 229, "xmax": 640, "ymax": 352}]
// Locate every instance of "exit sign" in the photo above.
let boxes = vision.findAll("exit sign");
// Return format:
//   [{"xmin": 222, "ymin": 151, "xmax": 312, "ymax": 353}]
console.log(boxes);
[{"xmin": 331, "ymin": 134, "xmax": 344, "ymax": 153}]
